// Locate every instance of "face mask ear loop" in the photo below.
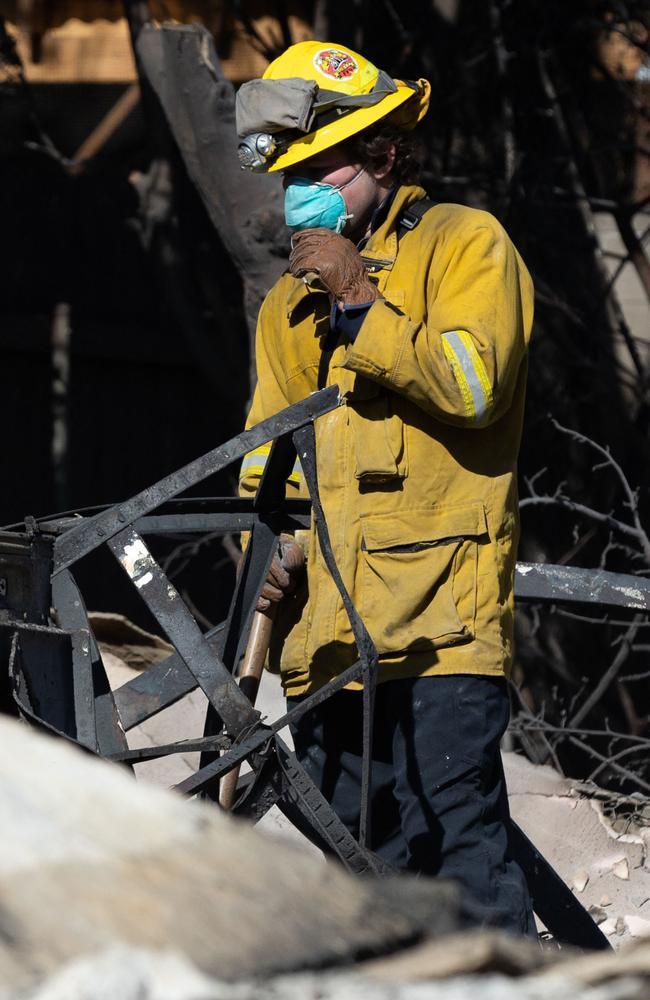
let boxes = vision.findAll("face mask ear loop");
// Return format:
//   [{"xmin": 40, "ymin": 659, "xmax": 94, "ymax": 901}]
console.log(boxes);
[
  {"xmin": 334, "ymin": 168, "xmax": 366, "ymax": 232},
  {"xmin": 335, "ymin": 167, "xmax": 365, "ymax": 194},
  {"xmin": 308, "ymin": 167, "xmax": 364, "ymax": 193}
]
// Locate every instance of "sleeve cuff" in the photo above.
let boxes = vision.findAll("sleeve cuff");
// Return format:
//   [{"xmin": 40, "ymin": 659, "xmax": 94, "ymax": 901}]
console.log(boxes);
[{"xmin": 330, "ymin": 300, "xmax": 375, "ymax": 343}]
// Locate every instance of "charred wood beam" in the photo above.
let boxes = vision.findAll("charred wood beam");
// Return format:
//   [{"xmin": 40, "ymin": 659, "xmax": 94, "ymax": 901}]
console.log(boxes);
[
  {"xmin": 122, "ymin": 0, "xmax": 162, "ymax": 138},
  {"xmin": 68, "ymin": 84, "xmax": 141, "ymax": 175},
  {"xmin": 536, "ymin": 48, "xmax": 645, "ymax": 385},
  {"xmin": 122, "ymin": 3, "xmax": 243, "ymax": 404},
  {"xmin": 123, "ymin": 1, "xmax": 150, "ymax": 46},
  {"xmin": 134, "ymin": 22, "xmax": 287, "ymax": 388}
]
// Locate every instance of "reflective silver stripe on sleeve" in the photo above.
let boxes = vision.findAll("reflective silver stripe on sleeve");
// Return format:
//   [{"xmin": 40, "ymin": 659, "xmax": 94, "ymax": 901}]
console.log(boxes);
[
  {"xmin": 240, "ymin": 452, "xmax": 268, "ymax": 476},
  {"xmin": 441, "ymin": 331, "xmax": 491, "ymax": 422},
  {"xmin": 240, "ymin": 448, "xmax": 302, "ymax": 483}
]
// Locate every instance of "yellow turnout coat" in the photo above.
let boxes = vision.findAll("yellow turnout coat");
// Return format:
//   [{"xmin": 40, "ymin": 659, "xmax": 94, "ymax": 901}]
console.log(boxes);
[{"xmin": 239, "ymin": 184, "xmax": 534, "ymax": 696}]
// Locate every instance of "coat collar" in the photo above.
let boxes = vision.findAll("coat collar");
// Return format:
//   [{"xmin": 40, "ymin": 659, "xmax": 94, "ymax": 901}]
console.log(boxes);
[{"xmin": 361, "ymin": 183, "xmax": 426, "ymax": 263}]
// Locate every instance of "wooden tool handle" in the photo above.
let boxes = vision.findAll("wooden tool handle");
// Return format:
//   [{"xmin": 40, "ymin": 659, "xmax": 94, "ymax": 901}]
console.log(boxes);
[{"xmin": 219, "ymin": 609, "xmax": 275, "ymax": 811}]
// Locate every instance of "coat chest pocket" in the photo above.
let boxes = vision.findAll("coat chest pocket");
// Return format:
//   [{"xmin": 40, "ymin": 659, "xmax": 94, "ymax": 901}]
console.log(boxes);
[
  {"xmin": 359, "ymin": 503, "xmax": 487, "ymax": 655},
  {"xmin": 347, "ymin": 379, "xmax": 407, "ymax": 483}
]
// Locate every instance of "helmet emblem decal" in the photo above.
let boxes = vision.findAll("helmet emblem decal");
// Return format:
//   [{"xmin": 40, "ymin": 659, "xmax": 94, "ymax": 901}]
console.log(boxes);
[{"xmin": 313, "ymin": 48, "xmax": 358, "ymax": 81}]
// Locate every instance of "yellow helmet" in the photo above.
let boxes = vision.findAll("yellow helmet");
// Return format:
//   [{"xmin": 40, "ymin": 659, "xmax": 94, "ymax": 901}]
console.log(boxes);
[{"xmin": 236, "ymin": 40, "xmax": 430, "ymax": 173}]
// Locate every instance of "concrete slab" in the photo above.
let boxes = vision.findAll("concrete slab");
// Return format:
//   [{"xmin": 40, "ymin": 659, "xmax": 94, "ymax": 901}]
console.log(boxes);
[{"xmin": 505, "ymin": 751, "xmax": 650, "ymax": 945}]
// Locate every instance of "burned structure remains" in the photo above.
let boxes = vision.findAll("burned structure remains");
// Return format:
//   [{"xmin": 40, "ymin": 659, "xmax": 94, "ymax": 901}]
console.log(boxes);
[
  {"xmin": 5, "ymin": 380, "xmax": 650, "ymax": 949},
  {"xmin": 5, "ymin": 1, "xmax": 650, "ymax": 962}
]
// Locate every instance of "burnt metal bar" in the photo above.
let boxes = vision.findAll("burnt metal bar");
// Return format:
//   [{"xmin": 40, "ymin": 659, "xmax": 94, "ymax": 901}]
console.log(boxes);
[
  {"xmin": 94, "ymin": 676, "xmax": 130, "ymax": 756},
  {"xmin": 137, "ymin": 511, "xmax": 311, "ymax": 534},
  {"xmin": 200, "ymin": 446, "xmax": 292, "ymax": 770},
  {"xmin": 6, "ymin": 623, "xmax": 78, "ymax": 739},
  {"xmin": 52, "ymin": 570, "xmax": 128, "ymax": 754},
  {"xmin": 166, "ymin": 730, "xmax": 265, "ymax": 790},
  {"xmin": 293, "ymin": 424, "xmax": 378, "ymax": 849},
  {"xmin": 197, "ymin": 516, "xmax": 277, "ymax": 790},
  {"xmin": 515, "ymin": 562, "xmax": 650, "ymax": 609},
  {"xmin": 173, "ymin": 727, "xmax": 387, "ymax": 876},
  {"xmin": 274, "ymin": 739, "xmax": 390, "ymax": 876},
  {"xmin": 114, "ymin": 659, "xmax": 196, "ymax": 730},
  {"xmin": 69, "ymin": 630, "xmax": 96, "ymax": 751},
  {"xmin": 139, "ymin": 496, "xmax": 311, "ymax": 535},
  {"xmin": 50, "ymin": 570, "xmax": 98, "ymax": 751},
  {"xmin": 171, "ymin": 658, "xmax": 366, "ymax": 795},
  {"xmin": 231, "ymin": 761, "xmax": 281, "ymax": 822},
  {"xmin": 108, "ymin": 528, "xmax": 259, "ymax": 736},
  {"xmin": 112, "ymin": 620, "xmax": 224, "ymax": 731},
  {"xmin": 199, "ymin": 432, "xmax": 304, "ymax": 793},
  {"xmin": 0, "ymin": 528, "xmax": 53, "ymax": 625},
  {"xmin": 221, "ymin": 433, "xmax": 300, "ymax": 675},
  {"xmin": 53, "ymin": 386, "xmax": 340, "ymax": 574},
  {"xmin": 41, "ymin": 507, "xmax": 311, "ymax": 537},
  {"xmin": 8, "ymin": 630, "xmax": 31, "ymax": 717},
  {"xmin": 509, "ymin": 821, "xmax": 609, "ymax": 950},
  {"xmin": 109, "ymin": 734, "xmax": 231, "ymax": 763}
]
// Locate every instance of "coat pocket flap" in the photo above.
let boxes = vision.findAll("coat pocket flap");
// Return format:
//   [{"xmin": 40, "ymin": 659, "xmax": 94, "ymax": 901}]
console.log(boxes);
[{"xmin": 361, "ymin": 503, "xmax": 487, "ymax": 552}]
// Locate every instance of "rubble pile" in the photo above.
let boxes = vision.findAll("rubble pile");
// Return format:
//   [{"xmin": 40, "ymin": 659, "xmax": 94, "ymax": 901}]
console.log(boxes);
[
  {"xmin": 1, "ymin": 715, "xmax": 650, "ymax": 1000},
  {"xmin": 104, "ymin": 639, "xmax": 650, "ymax": 940},
  {"xmin": 0, "ymin": 715, "xmax": 463, "ymax": 996}
]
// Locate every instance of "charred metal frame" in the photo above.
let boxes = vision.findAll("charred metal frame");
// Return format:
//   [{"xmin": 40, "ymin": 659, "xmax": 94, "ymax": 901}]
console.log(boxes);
[{"xmin": 1, "ymin": 383, "xmax": 637, "ymax": 948}]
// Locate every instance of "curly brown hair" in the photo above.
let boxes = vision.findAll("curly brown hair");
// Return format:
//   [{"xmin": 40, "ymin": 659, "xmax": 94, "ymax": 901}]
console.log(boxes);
[{"xmin": 345, "ymin": 123, "xmax": 423, "ymax": 186}]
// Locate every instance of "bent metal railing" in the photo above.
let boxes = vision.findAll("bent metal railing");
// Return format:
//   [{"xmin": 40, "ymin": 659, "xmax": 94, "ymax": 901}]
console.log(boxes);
[{"xmin": 3, "ymin": 385, "xmax": 643, "ymax": 949}]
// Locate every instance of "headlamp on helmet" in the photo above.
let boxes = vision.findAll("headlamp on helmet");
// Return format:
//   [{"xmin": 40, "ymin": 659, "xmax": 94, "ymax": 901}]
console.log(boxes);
[{"xmin": 237, "ymin": 132, "xmax": 282, "ymax": 171}]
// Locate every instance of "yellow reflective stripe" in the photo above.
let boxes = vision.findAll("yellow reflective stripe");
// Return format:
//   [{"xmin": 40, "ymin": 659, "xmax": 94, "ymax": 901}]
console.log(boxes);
[
  {"xmin": 441, "ymin": 330, "xmax": 493, "ymax": 422},
  {"xmin": 239, "ymin": 445, "xmax": 303, "ymax": 485}
]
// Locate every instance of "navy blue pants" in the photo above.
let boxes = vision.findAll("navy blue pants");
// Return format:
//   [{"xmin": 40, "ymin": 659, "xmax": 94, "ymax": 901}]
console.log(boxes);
[{"xmin": 288, "ymin": 674, "xmax": 535, "ymax": 936}]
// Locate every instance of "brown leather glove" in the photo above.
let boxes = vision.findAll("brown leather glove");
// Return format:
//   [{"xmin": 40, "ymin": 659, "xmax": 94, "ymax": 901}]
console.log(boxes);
[
  {"xmin": 289, "ymin": 228, "xmax": 382, "ymax": 308},
  {"xmin": 257, "ymin": 534, "xmax": 306, "ymax": 612}
]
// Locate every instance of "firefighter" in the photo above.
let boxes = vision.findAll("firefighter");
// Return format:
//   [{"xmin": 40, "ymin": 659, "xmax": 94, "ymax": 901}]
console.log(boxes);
[{"xmin": 236, "ymin": 40, "xmax": 536, "ymax": 935}]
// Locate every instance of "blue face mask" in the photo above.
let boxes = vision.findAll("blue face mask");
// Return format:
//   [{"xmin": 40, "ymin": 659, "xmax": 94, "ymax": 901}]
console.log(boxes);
[{"xmin": 284, "ymin": 170, "xmax": 363, "ymax": 233}]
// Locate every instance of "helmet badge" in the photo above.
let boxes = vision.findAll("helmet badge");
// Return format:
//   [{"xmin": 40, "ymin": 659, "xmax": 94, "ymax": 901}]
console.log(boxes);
[{"xmin": 313, "ymin": 48, "xmax": 358, "ymax": 81}]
